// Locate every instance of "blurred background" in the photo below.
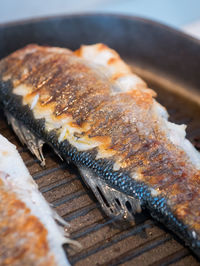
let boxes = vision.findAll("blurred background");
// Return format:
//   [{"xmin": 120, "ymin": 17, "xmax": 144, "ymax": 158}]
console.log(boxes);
[{"xmin": 0, "ymin": 0, "xmax": 200, "ymax": 39}]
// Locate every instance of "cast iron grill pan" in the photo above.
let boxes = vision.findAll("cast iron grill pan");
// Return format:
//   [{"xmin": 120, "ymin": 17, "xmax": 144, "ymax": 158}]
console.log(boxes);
[{"xmin": 0, "ymin": 14, "xmax": 200, "ymax": 265}]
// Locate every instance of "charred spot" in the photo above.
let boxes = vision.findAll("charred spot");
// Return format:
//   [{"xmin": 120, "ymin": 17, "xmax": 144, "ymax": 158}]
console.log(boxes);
[{"xmin": 108, "ymin": 57, "xmax": 117, "ymax": 65}]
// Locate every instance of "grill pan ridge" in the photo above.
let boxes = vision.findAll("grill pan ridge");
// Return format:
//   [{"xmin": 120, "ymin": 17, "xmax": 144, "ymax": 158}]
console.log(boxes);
[{"xmin": 0, "ymin": 14, "xmax": 200, "ymax": 265}]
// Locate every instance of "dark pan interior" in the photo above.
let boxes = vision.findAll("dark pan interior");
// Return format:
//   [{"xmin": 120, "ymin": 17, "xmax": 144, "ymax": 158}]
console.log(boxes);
[{"xmin": 0, "ymin": 14, "xmax": 200, "ymax": 265}]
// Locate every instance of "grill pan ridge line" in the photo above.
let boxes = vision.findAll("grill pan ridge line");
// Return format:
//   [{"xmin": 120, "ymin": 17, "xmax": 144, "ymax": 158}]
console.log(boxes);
[{"xmin": 0, "ymin": 14, "xmax": 200, "ymax": 266}]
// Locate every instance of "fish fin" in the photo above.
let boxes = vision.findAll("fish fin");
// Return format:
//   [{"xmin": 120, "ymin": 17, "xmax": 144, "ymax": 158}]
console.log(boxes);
[
  {"xmin": 5, "ymin": 112, "xmax": 45, "ymax": 166},
  {"xmin": 51, "ymin": 208, "xmax": 82, "ymax": 248},
  {"xmin": 78, "ymin": 166, "xmax": 141, "ymax": 221},
  {"xmin": 63, "ymin": 231, "xmax": 82, "ymax": 249},
  {"xmin": 52, "ymin": 208, "xmax": 69, "ymax": 227}
]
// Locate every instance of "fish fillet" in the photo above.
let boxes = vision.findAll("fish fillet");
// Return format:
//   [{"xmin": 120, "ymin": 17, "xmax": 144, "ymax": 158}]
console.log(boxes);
[
  {"xmin": 0, "ymin": 43, "xmax": 200, "ymax": 258},
  {"xmin": 0, "ymin": 134, "xmax": 71, "ymax": 266}
]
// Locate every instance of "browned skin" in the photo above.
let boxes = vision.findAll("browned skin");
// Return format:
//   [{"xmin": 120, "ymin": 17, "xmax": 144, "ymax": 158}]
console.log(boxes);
[
  {"xmin": 0, "ymin": 45, "xmax": 200, "ymax": 236},
  {"xmin": 0, "ymin": 173, "xmax": 56, "ymax": 266}
]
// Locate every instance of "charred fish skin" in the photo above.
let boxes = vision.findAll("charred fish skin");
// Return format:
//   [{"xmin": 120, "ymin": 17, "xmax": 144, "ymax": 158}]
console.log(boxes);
[
  {"xmin": 0, "ymin": 100, "xmax": 188, "ymax": 243},
  {"xmin": 0, "ymin": 44, "xmax": 200, "ymax": 257},
  {"xmin": 0, "ymin": 93, "xmax": 194, "ymax": 251}
]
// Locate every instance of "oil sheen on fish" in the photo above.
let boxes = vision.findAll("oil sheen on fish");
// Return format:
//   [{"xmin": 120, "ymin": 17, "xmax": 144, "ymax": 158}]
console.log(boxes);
[
  {"xmin": 0, "ymin": 134, "xmax": 71, "ymax": 266},
  {"xmin": 0, "ymin": 43, "xmax": 200, "ymax": 257}
]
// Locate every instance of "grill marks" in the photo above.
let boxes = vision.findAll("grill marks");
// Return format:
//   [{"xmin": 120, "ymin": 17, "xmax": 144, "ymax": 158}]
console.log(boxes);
[
  {"xmin": 19, "ymin": 148, "xmax": 199, "ymax": 265},
  {"xmin": 1, "ymin": 45, "xmax": 200, "ymax": 265},
  {"xmin": 0, "ymin": 123, "xmax": 199, "ymax": 265},
  {"xmin": 20, "ymin": 48, "xmax": 111, "ymax": 121},
  {"xmin": 1, "ymin": 44, "xmax": 200, "ymax": 250}
]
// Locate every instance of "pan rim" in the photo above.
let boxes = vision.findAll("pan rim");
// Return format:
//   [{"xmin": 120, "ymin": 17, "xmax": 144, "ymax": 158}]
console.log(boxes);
[{"xmin": 0, "ymin": 12, "xmax": 200, "ymax": 46}]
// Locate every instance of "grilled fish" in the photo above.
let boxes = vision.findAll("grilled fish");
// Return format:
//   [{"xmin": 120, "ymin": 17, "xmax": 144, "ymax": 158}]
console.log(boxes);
[
  {"xmin": 0, "ymin": 134, "xmax": 71, "ymax": 266},
  {"xmin": 0, "ymin": 43, "xmax": 200, "ymax": 258}
]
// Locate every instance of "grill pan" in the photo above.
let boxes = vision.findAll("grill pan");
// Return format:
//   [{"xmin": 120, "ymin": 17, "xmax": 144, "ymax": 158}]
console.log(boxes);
[{"xmin": 0, "ymin": 14, "xmax": 200, "ymax": 265}]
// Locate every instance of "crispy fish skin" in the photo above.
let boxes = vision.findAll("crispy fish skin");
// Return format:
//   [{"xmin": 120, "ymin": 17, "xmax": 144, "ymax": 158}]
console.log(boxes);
[
  {"xmin": 0, "ymin": 44, "xmax": 200, "ymax": 255},
  {"xmin": 0, "ymin": 173, "xmax": 55, "ymax": 266},
  {"xmin": 0, "ymin": 134, "xmax": 70, "ymax": 266}
]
